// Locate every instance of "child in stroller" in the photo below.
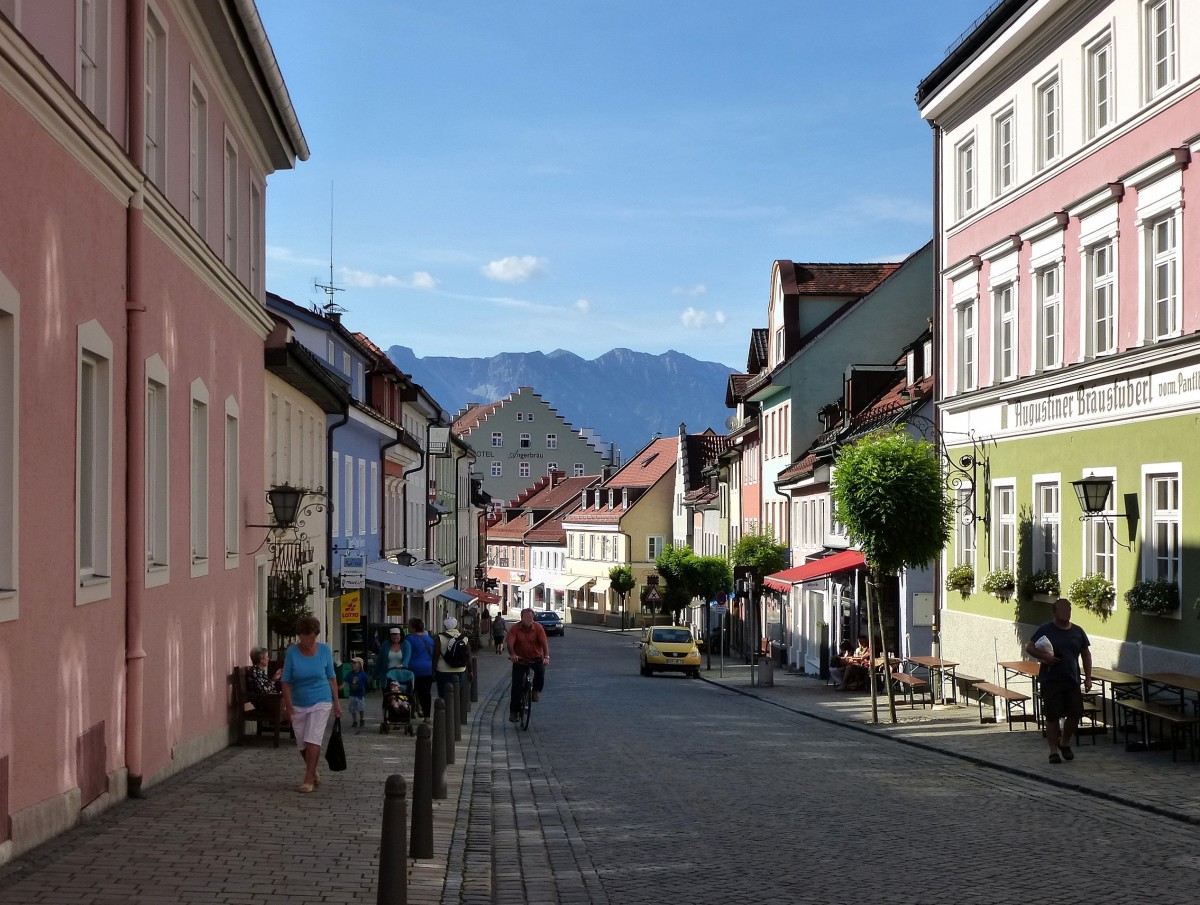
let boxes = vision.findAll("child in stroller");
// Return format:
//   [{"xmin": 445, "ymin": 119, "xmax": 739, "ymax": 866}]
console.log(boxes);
[{"xmin": 379, "ymin": 667, "xmax": 417, "ymax": 735}]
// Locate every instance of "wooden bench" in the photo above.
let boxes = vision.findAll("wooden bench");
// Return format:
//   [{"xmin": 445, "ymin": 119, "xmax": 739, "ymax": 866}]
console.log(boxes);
[
  {"xmin": 889, "ymin": 672, "xmax": 930, "ymax": 709},
  {"xmin": 953, "ymin": 674, "xmax": 985, "ymax": 704},
  {"xmin": 231, "ymin": 666, "xmax": 294, "ymax": 748},
  {"xmin": 972, "ymin": 681, "xmax": 1034, "ymax": 730},
  {"xmin": 1114, "ymin": 699, "xmax": 1200, "ymax": 762}
]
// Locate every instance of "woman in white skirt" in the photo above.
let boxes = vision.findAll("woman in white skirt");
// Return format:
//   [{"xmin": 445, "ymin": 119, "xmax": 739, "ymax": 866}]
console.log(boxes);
[{"xmin": 281, "ymin": 614, "xmax": 342, "ymax": 793}]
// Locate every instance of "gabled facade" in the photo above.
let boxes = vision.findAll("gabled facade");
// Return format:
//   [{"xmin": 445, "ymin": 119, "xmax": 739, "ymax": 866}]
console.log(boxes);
[
  {"xmin": 0, "ymin": 2, "xmax": 305, "ymax": 859},
  {"xmin": 919, "ymin": 0, "xmax": 1200, "ymax": 677},
  {"xmin": 562, "ymin": 438, "xmax": 677, "ymax": 625},
  {"xmin": 672, "ymin": 425, "xmax": 729, "ymax": 553},
  {"xmin": 451, "ymin": 386, "xmax": 611, "ymax": 506}
]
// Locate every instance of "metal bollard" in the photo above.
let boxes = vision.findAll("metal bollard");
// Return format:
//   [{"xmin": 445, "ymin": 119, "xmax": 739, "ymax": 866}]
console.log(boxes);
[
  {"xmin": 470, "ymin": 660, "xmax": 478, "ymax": 702},
  {"xmin": 377, "ymin": 774, "xmax": 408, "ymax": 905},
  {"xmin": 431, "ymin": 698, "xmax": 448, "ymax": 799},
  {"xmin": 458, "ymin": 675, "xmax": 470, "ymax": 724},
  {"xmin": 444, "ymin": 691, "xmax": 457, "ymax": 765},
  {"xmin": 410, "ymin": 723, "xmax": 434, "ymax": 859}
]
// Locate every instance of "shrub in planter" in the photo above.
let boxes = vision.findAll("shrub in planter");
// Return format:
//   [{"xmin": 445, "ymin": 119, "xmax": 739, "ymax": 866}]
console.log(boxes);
[
  {"xmin": 1067, "ymin": 573, "xmax": 1116, "ymax": 619},
  {"xmin": 1124, "ymin": 578, "xmax": 1179, "ymax": 616},
  {"xmin": 945, "ymin": 563, "xmax": 975, "ymax": 598},
  {"xmin": 982, "ymin": 567, "xmax": 1016, "ymax": 601},
  {"xmin": 1020, "ymin": 569, "xmax": 1060, "ymax": 600}
]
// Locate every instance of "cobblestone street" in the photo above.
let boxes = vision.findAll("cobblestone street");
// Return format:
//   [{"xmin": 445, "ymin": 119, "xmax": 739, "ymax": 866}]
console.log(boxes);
[{"xmin": 4, "ymin": 628, "xmax": 1200, "ymax": 904}]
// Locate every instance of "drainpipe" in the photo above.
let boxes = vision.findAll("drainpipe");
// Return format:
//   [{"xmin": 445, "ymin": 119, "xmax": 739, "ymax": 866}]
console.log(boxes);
[
  {"xmin": 378, "ymin": 429, "xmax": 401, "ymax": 559},
  {"xmin": 929, "ymin": 116, "xmax": 944, "ymax": 666},
  {"xmin": 123, "ymin": 0, "xmax": 147, "ymax": 799},
  {"xmin": 399, "ymin": 419, "xmax": 431, "ymax": 557},
  {"xmin": 326, "ymin": 408, "xmax": 350, "ymax": 574}
]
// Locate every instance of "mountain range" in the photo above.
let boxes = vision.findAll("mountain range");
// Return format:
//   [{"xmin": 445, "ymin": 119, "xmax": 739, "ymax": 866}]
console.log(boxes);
[{"xmin": 385, "ymin": 346, "xmax": 736, "ymax": 460}]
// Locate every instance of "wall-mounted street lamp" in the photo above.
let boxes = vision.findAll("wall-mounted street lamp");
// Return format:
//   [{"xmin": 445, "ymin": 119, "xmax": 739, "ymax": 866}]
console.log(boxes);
[
  {"xmin": 1070, "ymin": 475, "xmax": 1138, "ymax": 551},
  {"xmin": 248, "ymin": 483, "xmax": 327, "ymax": 532}
]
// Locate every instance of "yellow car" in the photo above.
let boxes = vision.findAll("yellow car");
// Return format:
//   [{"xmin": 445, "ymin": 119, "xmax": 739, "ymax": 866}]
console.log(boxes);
[{"xmin": 639, "ymin": 626, "xmax": 702, "ymax": 678}]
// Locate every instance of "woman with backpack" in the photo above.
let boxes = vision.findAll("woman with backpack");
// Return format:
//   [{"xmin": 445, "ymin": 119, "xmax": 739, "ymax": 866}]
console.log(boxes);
[
  {"xmin": 435, "ymin": 616, "xmax": 471, "ymax": 701},
  {"xmin": 401, "ymin": 618, "xmax": 436, "ymax": 720}
]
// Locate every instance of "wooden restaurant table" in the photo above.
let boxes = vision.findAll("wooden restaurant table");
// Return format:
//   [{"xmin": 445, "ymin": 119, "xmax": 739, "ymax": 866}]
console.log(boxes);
[
  {"xmin": 1140, "ymin": 672, "xmax": 1200, "ymax": 714},
  {"xmin": 999, "ymin": 660, "xmax": 1042, "ymax": 724},
  {"xmin": 906, "ymin": 655, "xmax": 958, "ymax": 703},
  {"xmin": 1090, "ymin": 666, "xmax": 1142, "ymax": 743},
  {"xmin": 1116, "ymin": 672, "xmax": 1200, "ymax": 759}
]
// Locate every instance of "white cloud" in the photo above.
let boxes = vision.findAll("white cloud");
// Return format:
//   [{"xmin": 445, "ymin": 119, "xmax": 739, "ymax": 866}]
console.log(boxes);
[
  {"xmin": 680, "ymin": 307, "xmax": 727, "ymax": 329},
  {"xmin": 574, "ymin": 298, "xmax": 590, "ymax": 314},
  {"xmin": 672, "ymin": 284, "xmax": 708, "ymax": 297},
  {"xmin": 266, "ymin": 245, "xmax": 326, "ymax": 268},
  {"xmin": 340, "ymin": 267, "xmax": 440, "ymax": 290},
  {"xmin": 481, "ymin": 255, "xmax": 547, "ymax": 283}
]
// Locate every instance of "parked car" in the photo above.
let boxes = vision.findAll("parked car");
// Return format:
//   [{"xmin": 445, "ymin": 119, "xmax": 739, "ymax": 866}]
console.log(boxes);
[
  {"xmin": 533, "ymin": 610, "xmax": 565, "ymax": 636},
  {"xmin": 639, "ymin": 626, "xmax": 701, "ymax": 677}
]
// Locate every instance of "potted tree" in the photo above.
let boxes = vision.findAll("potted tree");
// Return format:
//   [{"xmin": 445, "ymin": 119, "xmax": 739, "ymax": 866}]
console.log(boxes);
[
  {"xmin": 944, "ymin": 563, "xmax": 975, "ymax": 598},
  {"xmin": 982, "ymin": 567, "xmax": 1016, "ymax": 602},
  {"xmin": 1068, "ymin": 573, "xmax": 1116, "ymax": 619},
  {"xmin": 1021, "ymin": 569, "xmax": 1060, "ymax": 603},
  {"xmin": 1124, "ymin": 578, "xmax": 1179, "ymax": 616}
]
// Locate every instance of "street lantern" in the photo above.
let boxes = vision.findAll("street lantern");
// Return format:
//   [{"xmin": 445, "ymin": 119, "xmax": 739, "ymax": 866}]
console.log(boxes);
[
  {"xmin": 267, "ymin": 483, "xmax": 305, "ymax": 528},
  {"xmin": 1071, "ymin": 475, "xmax": 1113, "ymax": 515}
]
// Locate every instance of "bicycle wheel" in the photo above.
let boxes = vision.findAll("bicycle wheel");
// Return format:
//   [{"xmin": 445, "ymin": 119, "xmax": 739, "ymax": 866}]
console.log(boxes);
[{"xmin": 520, "ymin": 677, "xmax": 533, "ymax": 730}]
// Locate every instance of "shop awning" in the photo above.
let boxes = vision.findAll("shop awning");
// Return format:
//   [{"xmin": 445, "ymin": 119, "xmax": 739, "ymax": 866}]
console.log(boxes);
[
  {"xmin": 365, "ymin": 560, "xmax": 453, "ymax": 599},
  {"xmin": 590, "ymin": 577, "xmax": 612, "ymax": 594},
  {"xmin": 466, "ymin": 587, "xmax": 500, "ymax": 605},
  {"xmin": 516, "ymin": 579, "xmax": 543, "ymax": 600},
  {"xmin": 563, "ymin": 575, "xmax": 593, "ymax": 591},
  {"xmin": 763, "ymin": 550, "xmax": 866, "ymax": 593},
  {"xmin": 440, "ymin": 588, "xmax": 474, "ymax": 606}
]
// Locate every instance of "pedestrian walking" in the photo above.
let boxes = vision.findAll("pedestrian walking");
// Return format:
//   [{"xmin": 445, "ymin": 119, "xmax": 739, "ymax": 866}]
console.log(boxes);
[
  {"xmin": 402, "ymin": 618, "xmax": 436, "ymax": 720},
  {"xmin": 346, "ymin": 656, "xmax": 368, "ymax": 728},
  {"xmin": 434, "ymin": 616, "xmax": 471, "ymax": 699},
  {"xmin": 1026, "ymin": 597, "xmax": 1093, "ymax": 764},
  {"xmin": 281, "ymin": 614, "xmax": 342, "ymax": 793},
  {"xmin": 491, "ymin": 613, "xmax": 507, "ymax": 654}
]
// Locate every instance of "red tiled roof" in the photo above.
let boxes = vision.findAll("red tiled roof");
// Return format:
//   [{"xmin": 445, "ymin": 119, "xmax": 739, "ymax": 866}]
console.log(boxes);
[
  {"xmin": 566, "ymin": 502, "xmax": 631, "ymax": 524},
  {"xmin": 684, "ymin": 429, "xmax": 728, "ymax": 491},
  {"xmin": 748, "ymin": 328, "xmax": 769, "ymax": 372},
  {"xmin": 778, "ymin": 262, "xmax": 901, "ymax": 297},
  {"xmin": 776, "ymin": 453, "xmax": 818, "ymax": 484},
  {"xmin": 451, "ymin": 400, "xmax": 504, "ymax": 434},
  {"xmin": 525, "ymin": 498, "xmax": 586, "ymax": 544},
  {"xmin": 607, "ymin": 438, "xmax": 678, "ymax": 488}
]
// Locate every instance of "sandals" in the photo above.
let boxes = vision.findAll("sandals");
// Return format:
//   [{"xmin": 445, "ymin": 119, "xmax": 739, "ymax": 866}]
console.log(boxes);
[{"xmin": 297, "ymin": 782, "xmax": 316, "ymax": 793}]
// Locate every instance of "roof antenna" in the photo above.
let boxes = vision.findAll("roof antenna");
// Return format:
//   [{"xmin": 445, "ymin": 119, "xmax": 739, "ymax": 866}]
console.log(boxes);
[{"xmin": 315, "ymin": 182, "xmax": 346, "ymax": 317}]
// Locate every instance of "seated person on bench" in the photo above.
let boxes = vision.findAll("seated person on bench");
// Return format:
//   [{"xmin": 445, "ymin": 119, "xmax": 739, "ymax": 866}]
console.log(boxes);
[
  {"xmin": 829, "ymin": 640, "xmax": 854, "ymax": 687},
  {"xmin": 248, "ymin": 646, "xmax": 281, "ymax": 705},
  {"xmin": 839, "ymin": 635, "xmax": 872, "ymax": 691}
]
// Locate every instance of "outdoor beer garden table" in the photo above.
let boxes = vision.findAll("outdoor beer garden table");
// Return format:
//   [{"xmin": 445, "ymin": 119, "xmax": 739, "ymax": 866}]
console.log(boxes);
[
  {"xmin": 999, "ymin": 660, "xmax": 1042, "ymax": 726},
  {"xmin": 1089, "ymin": 666, "xmax": 1142, "ymax": 744},
  {"xmin": 906, "ymin": 655, "xmax": 958, "ymax": 703},
  {"xmin": 1114, "ymin": 673, "xmax": 1200, "ymax": 760}
]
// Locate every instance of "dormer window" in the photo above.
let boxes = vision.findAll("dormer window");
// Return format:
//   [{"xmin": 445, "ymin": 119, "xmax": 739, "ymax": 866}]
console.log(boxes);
[
  {"xmin": 607, "ymin": 489, "xmax": 614, "ymax": 509},
  {"xmin": 774, "ymin": 326, "xmax": 785, "ymax": 364},
  {"xmin": 906, "ymin": 351, "xmax": 916, "ymax": 387}
]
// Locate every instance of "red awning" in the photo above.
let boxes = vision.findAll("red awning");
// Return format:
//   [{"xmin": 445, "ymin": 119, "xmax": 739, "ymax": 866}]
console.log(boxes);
[
  {"xmin": 466, "ymin": 587, "xmax": 500, "ymax": 605},
  {"xmin": 763, "ymin": 550, "xmax": 866, "ymax": 593}
]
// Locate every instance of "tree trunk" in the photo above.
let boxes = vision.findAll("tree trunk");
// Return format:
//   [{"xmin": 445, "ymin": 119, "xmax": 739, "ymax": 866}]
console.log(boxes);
[{"xmin": 866, "ymin": 570, "xmax": 898, "ymax": 724}]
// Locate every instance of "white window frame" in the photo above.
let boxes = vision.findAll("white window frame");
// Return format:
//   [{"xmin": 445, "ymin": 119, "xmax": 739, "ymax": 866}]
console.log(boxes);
[
  {"xmin": 145, "ymin": 355, "xmax": 170, "ymax": 586},
  {"xmin": 954, "ymin": 486, "xmax": 976, "ymax": 573},
  {"xmin": 1035, "ymin": 72, "xmax": 1062, "ymax": 171},
  {"xmin": 1036, "ymin": 264, "xmax": 1063, "ymax": 370},
  {"xmin": 1143, "ymin": 0, "xmax": 1177, "ymax": 102},
  {"xmin": 1085, "ymin": 239, "xmax": 1118, "ymax": 358},
  {"xmin": 992, "ymin": 107, "xmax": 1015, "ymax": 195},
  {"xmin": 573, "ymin": 463, "xmax": 584, "ymax": 477},
  {"xmin": 223, "ymin": 131, "xmax": 238, "ymax": 271},
  {"xmin": 546, "ymin": 433, "xmax": 557, "ymax": 450},
  {"xmin": 1142, "ymin": 463, "xmax": 1182, "ymax": 589},
  {"xmin": 956, "ymin": 135, "xmax": 976, "ymax": 218},
  {"xmin": 0, "ymin": 273, "xmax": 18, "ymax": 621},
  {"xmin": 143, "ymin": 1, "xmax": 167, "ymax": 188},
  {"xmin": 520, "ymin": 433, "xmax": 531, "ymax": 448},
  {"xmin": 1032, "ymin": 475, "xmax": 1060, "ymax": 576},
  {"xmin": 955, "ymin": 296, "xmax": 977, "ymax": 392},
  {"xmin": 519, "ymin": 461, "xmax": 530, "ymax": 479},
  {"xmin": 491, "ymin": 461, "xmax": 502, "ymax": 478},
  {"xmin": 1082, "ymin": 466, "xmax": 1117, "ymax": 585},
  {"xmin": 358, "ymin": 459, "xmax": 366, "ymax": 536},
  {"xmin": 77, "ymin": 321, "xmax": 113, "ymax": 604},
  {"xmin": 249, "ymin": 178, "xmax": 263, "ymax": 298},
  {"xmin": 344, "ymin": 455, "xmax": 354, "ymax": 537},
  {"xmin": 547, "ymin": 462, "xmax": 558, "ymax": 475},
  {"xmin": 647, "ymin": 535, "xmax": 664, "ymax": 561},
  {"xmin": 1085, "ymin": 31, "xmax": 1114, "ymax": 139},
  {"xmin": 188, "ymin": 73, "xmax": 207, "ymax": 235},
  {"xmin": 331, "ymin": 451, "xmax": 340, "ymax": 538},
  {"xmin": 992, "ymin": 481, "xmax": 1016, "ymax": 573},
  {"xmin": 224, "ymin": 398, "xmax": 240, "ymax": 567},
  {"xmin": 993, "ymin": 282, "xmax": 1016, "ymax": 382},
  {"xmin": 76, "ymin": 0, "xmax": 110, "ymax": 125},
  {"xmin": 189, "ymin": 379, "xmax": 209, "ymax": 576},
  {"xmin": 1146, "ymin": 211, "xmax": 1180, "ymax": 342},
  {"xmin": 491, "ymin": 432, "xmax": 502, "ymax": 448},
  {"xmin": 371, "ymin": 461, "xmax": 379, "ymax": 535}
]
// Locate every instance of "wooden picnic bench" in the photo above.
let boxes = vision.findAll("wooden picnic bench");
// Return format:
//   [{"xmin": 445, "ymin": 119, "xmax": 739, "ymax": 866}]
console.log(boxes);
[
  {"xmin": 889, "ymin": 672, "xmax": 930, "ymax": 709},
  {"xmin": 972, "ymin": 681, "xmax": 1034, "ymax": 730},
  {"xmin": 953, "ymin": 673, "xmax": 985, "ymax": 704},
  {"xmin": 231, "ymin": 666, "xmax": 294, "ymax": 748},
  {"xmin": 1114, "ymin": 699, "xmax": 1200, "ymax": 762}
]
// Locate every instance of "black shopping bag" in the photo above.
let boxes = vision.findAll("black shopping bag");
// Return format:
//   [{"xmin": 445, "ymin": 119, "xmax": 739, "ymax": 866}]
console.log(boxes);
[{"xmin": 325, "ymin": 717, "xmax": 347, "ymax": 772}]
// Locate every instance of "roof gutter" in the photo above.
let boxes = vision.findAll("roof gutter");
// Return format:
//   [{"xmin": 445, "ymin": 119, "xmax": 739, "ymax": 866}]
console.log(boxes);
[{"xmin": 231, "ymin": 0, "xmax": 310, "ymax": 161}]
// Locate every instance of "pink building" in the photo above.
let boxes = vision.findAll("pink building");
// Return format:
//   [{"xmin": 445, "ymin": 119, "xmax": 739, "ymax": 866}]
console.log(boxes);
[{"xmin": 0, "ymin": 3, "xmax": 306, "ymax": 860}]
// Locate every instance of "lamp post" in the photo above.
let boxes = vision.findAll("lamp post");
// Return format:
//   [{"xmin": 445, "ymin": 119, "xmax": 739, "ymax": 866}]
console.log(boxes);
[{"xmin": 1070, "ymin": 474, "xmax": 1137, "ymax": 550}]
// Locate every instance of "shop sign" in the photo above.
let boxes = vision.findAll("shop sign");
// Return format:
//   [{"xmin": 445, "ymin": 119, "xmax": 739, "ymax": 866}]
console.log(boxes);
[{"xmin": 340, "ymin": 591, "xmax": 362, "ymax": 624}]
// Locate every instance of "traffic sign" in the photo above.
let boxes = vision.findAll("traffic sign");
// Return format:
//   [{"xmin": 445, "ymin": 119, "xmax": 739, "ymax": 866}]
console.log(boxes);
[
  {"xmin": 645, "ymin": 588, "xmax": 661, "ymax": 602},
  {"xmin": 711, "ymin": 604, "xmax": 727, "ymax": 616}
]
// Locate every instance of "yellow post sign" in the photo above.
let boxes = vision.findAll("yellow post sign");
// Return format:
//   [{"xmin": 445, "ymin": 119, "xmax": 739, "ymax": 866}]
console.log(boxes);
[
  {"xmin": 340, "ymin": 591, "xmax": 362, "ymax": 624},
  {"xmin": 386, "ymin": 592, "xmax": 405, "ymax": 619}
]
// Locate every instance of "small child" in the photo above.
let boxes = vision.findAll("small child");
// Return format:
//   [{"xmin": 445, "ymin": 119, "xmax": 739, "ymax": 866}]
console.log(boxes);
[{"xmin": 346, "ymin": 657, "xmax": 369, "ymax": 728}]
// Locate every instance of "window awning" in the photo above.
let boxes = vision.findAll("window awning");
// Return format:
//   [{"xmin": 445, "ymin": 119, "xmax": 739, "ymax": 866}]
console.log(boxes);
[
  {"xmin": 590, "ymin": 577, "xmax": 612, "ymax": 594},
  {"xmin": 466, "ymin": 587, "xmax": 500, "ymax": 605},
  {"xmin": 517, "ymin": 579, "xmax": 543, "ymax": 598},
  {"xmin": 563, "ymin": 575, "xmax": 593, "ymax": 591},
  {"xmin": 440, "ymin": 588, "xmax": 474, "ymax": 606},
  {"xmin": 763, "ymin": 550, "xmax": 866, "ymax": 593},
  {"xmin": 365, "ymin": 560, "xmax": 453, "ymax": 599},
  {"xmin": 542, "ymin": 575, "xmax": 573, "ymax": 592}
]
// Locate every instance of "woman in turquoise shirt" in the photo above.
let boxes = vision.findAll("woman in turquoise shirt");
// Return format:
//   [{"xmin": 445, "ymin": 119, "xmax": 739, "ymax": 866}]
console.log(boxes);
[{"xmin": 281, "ymin": 614, "xmax": 342, "ymax": 793}]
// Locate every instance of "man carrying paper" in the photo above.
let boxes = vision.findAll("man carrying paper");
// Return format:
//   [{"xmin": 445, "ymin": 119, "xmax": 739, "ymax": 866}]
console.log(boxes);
[{"xmin": 1026, "ymin": 598, "xmax": 1093, "ymax": 765}]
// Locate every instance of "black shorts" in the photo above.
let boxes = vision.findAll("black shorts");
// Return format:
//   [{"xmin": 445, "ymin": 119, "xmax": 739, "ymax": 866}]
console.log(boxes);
[{"xmin": 1040, "ymin": 680, "xmax": 1083, "ymax": 721}]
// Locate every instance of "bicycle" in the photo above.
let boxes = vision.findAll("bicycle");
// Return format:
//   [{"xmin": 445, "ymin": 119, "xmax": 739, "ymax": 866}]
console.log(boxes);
[{"xmin": 512, "ymin": 658, "xmax": 541, "ymax": 731}]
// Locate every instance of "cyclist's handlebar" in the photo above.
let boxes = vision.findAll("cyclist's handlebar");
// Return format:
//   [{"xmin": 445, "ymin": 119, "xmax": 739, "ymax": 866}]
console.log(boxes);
[{"xmin": 512, "ymin": 656, "xmax": 548, "ymax": 665}]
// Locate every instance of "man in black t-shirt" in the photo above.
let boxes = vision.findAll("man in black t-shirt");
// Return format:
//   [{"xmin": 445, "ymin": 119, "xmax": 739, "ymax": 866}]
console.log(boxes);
[{"xmin": 1026, "ymin": 598, "xmax": 1093, "ymax": 765}]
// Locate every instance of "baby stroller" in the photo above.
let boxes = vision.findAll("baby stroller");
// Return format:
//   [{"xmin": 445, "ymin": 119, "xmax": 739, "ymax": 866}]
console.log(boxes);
[{"xmin": 379, "ymin": 667, "xmax": 417, "ymax": 735}]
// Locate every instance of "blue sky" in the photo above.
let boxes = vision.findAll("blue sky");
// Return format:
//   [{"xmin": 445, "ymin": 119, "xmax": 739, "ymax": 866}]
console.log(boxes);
[{"xmin": 257, "ymin": 1, "xmax": 987, "ymax": 369}]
